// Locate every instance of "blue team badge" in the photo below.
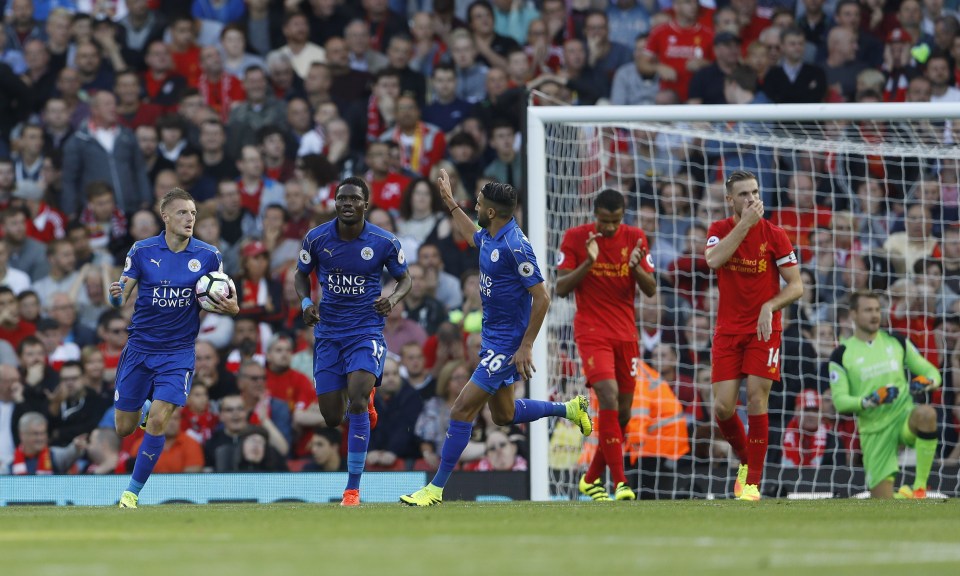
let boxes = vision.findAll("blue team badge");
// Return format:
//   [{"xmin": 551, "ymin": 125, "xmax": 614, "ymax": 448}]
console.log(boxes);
[
  {"xmin": 299, "ymin": 249, "xmax": 311, "ymax": 264},
  {"xmin": 518, "ymin": 262, "xmax": 534, "ymax": 277},
  {"xmin": 188, "ymin": 259, "xmax": 201, "ymax": 272},
  {"xmin": 491, "ymin": 249, "xmax": 500, "ymax": 262},
  {"xmin": 361, "ymin": 247, "xmax": 374, "ymax": 260}
]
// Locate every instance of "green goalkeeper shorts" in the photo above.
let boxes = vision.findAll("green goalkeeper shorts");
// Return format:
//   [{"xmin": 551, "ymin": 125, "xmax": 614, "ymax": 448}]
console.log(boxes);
[{"xmin": 860, "ymin": 409, "xmax": 917, "ymax": 489}]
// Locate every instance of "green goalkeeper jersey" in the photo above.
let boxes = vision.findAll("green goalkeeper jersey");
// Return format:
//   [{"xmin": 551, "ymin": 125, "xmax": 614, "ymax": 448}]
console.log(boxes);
[{"xmin": 827, "ymin": 331, "xmax": 941, "ymax": 434}]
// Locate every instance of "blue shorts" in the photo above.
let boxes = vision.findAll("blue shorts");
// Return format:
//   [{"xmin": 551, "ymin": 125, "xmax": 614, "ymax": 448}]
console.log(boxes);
[
  {"xmin": 114, "ymin": 346, "xmax": 195, "ymax": 412},
  {"xmin": 470, "ymin": 347, "xmax": 520, "ymax": 395},
  {"xmin": 313, "ymin": 334, "xmax": 386, "ymax": 395}
]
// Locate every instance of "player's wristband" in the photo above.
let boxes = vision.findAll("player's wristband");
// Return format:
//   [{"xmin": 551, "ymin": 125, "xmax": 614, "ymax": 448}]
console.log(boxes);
[
  {"xmin": 109, "ymin": 282, "xmax": 125, "ymax": 307},
  {"xmin": 448, "ymin": 203, "xmax": 461, "ymax": 214},
  {"xmin": 300, "ymin": 297, "xmax": 314, "ymax": 311}
]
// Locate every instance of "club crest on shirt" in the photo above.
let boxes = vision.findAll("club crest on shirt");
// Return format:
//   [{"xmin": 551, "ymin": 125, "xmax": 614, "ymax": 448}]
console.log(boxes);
[
  {"xmin": 361, "ymin": 247, "xmax": 374, "ymax": 260},
  {"xmin": 188, "ymin": 259, "xmax": 201, "ymax": 273},
  {"xmin": 398, "ymin": 249, "xmax": 406, "ymax": 264},
  {"xmin": 518, "ymin": 262, "xmax": 534, "ymax": 277},
  {"xmin": 299, "ymin": 249, "xmax": 311, "ymax": 264},
  {"xmin": 491, "ymin": 249, "xmax": 500, "ymax": 262},
  {"xmin": 124, "ymin": 257, "xmax": 131, "ymax": 271},
  {"xmin": 556, "ymin": 251, "xmax": 565, "ymax": 266}
]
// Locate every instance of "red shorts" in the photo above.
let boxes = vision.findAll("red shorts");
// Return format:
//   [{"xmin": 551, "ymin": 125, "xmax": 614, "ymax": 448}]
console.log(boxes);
[
  {"xmin": 576, "ymin": 337, "xmax": 639, "ymax": 394},
  {"xmin": 711, "ymin": 331, "xmax": 782, "ymax": 383}
]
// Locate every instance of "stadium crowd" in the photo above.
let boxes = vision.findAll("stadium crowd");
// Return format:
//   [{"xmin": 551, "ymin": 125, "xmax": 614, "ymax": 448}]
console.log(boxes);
[{"xmin": 0, "ymin": 0, "xmax": 958, "ymax": 489}]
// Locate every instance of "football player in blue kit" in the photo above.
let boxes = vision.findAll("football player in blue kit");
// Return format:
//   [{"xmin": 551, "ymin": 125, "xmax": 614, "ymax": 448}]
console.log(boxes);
[
  {"xmin": 295, "ymin": 176, "xmax": 412, "ymax": 506},
  {"xmin": 110, "ymin": 189, "xmax": 239, "ymax": 508},
  {"xmin": 400, "ymin": 171, "xmax": 592, "ymax": 506}
]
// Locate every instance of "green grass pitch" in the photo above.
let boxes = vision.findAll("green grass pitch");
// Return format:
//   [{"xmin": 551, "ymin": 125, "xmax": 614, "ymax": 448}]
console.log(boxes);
[{"xmin": 1, "ymin": 500, "xmax": 958, "ymax": 576}]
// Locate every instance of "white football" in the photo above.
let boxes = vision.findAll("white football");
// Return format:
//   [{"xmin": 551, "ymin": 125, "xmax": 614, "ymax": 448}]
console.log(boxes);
[{"xmin": 195, "ymin": 271, "xmax": 233, "ymax": 312}]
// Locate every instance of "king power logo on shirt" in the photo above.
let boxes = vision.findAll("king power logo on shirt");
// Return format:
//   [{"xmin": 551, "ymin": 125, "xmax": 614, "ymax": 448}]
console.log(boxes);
[
  {"xmin": 152, "ymin": 286, "xmax": 194, "ymax": 308},
  {"xmin": 479, "ymin": 272, "xmax": 493, "ymax": 297},
  {"xmin": 327, "ymin": 272, "xmax": 367, "ymax": 295}
]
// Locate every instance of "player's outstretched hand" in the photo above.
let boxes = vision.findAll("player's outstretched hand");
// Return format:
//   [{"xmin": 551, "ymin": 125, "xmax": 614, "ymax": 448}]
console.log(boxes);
[
  {"xmin": 207, "ymin": 278, "xmax": 240, "ymax": 316},
  {"xmin": 756, "ymin": 303, "xmax": 773, "ymax": 342},
  {"xmin": 585, "ymin": 231, "xmax": 600, "ymax": 262},
  {"xmin": 510, "ymin": 344, "xmax": 536, "ymax": 381},
  {"xmin": 910, "ymin": 375, "xmax": 939, "ymax": 394},
  {"xmin": 374, "ymin": 295, "xmax": 396, "ymax": 316},
  {"xmin": 629, "ymin": 238, "xmax": 646, "ymax": 268},
  {"xmin": 862, "ymin": 385, "xmax": 899, "ymax": 409},
  {"xmin": 437, "ymin": 168, "xmax": 455, "ymax": 205},
  {"xmin": 742, "ymin": 199, "xmax": 764, "ymax": 228}
]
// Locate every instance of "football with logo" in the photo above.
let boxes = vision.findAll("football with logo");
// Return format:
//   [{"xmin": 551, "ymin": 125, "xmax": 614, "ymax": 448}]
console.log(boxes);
[{"xmin": 195, "ymin": 271, "xmax": 233, "ymax": 312}]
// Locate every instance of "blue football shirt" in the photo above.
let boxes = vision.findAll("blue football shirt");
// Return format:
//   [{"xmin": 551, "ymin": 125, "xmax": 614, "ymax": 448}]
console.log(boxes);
[
  {"xmin": 123, "ymin": 234, "xmax": 223, "ymax": 352},
  {"xmin": 297, "ymin": 220, "xmax": 408, "ymax": 339},
  {"xmin": 473, "ymin": 218, "xmax": 544, "ymax": 351}
]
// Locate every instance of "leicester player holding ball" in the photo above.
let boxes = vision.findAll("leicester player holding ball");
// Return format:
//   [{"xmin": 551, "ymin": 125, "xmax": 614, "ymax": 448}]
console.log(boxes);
[{"xmin": 111, "ymin": 189, "xmax": 239, "ymax": 508}]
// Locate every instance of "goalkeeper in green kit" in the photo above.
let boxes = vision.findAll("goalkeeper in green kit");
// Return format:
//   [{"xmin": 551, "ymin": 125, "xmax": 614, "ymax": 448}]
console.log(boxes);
[{"xmin": 828, "ymin": 291, "xmax": 941, "ymax": 499}]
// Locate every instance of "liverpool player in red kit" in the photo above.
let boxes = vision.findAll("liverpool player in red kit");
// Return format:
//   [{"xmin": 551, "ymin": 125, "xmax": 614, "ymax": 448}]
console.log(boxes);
[
  {"xmin": 556, "ymin": 189, "xmax": 657, "ymax": 501},
  {"xmin": 704, "ymin": 171, "xmax": 804, "ymax": 501}
]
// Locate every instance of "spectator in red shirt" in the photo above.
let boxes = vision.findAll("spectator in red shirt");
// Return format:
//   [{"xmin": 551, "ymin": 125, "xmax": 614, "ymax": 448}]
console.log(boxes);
[
  {"xmin": 115, "ymin": 71, "xmax": 163, "ymax": 130},
  {"xmin": 11, "ymin": 180, "xmax": 65, "ymax": 244},
  {"xmin": 772, "ymin": 172, "xmax": 833, "ymax": 262},
  {"xmin": 141, "ymin": 41, "xmax": 188, "ymax": 109},
  {"xmin": 0, "ymin": 286, "xmax": 34, "ymax": 350},
  {"xmin": 265, "ymin": 333, "xmax": 314, "ymax": 417},
  {"xmin": 96, "ymin": 310, "xmax": 128, "ymax": 383},
  {"xmin": 731, "ymin": 0, "xmax": 772, "ymax": 49},
  {"xmin": 180, "ymin": 382, "xmax": 219, "ymax": 445},
  {"xmin": 198, "ymin": 45, "xmax": 246, "ymax": 123},
  {"xmin": 646, "ymin": 0, "xmax": 714, "ymax": 102},
  {"xmin": 169, "ymin": 17, "xmax": 202, "ymax": 87},
  {"xmin": 782, "ymin": 389, "xmax": 834, "ymax": 467},
  {"xmin": 258, "ymin": 126, "xmax": 295, "ymax": 184},
  {"xmin": 365, "ymin": 141, "xmax": 411, "ymax": 213}
]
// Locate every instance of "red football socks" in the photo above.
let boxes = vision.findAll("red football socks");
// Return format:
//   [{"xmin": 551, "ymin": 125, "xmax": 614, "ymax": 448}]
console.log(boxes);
[
  {"xmin": 597, "ymin": 410, "xmax": 626, "ymax": 485},
  {"xmin": 585, "ymin": 438, "xmax": 606, "ymax": 485},
  {"xmin": 746, "ymin": 413, "xmax": 769, "ymax": 486},
  {"xmin": 716, "ymin": 413, "xmax": 749, "ymax": 465}
]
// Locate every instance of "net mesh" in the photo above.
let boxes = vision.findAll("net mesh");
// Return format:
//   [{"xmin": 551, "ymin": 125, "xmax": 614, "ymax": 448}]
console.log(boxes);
[{"xmin": 539, "ymin": 107, "xmax": 960, "ymax": 499}]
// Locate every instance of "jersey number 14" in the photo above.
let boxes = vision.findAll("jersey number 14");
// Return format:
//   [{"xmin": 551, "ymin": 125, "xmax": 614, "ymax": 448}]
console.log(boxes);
[{"xmin": 766, "ymin": 348, "xmax": 780, "ymax": 367}]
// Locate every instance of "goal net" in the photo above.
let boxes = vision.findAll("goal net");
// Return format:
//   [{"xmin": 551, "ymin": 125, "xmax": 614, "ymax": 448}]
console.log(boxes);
[{"xmin": 526, "ymin": 102, "xmax": 960, "ymax": 500}]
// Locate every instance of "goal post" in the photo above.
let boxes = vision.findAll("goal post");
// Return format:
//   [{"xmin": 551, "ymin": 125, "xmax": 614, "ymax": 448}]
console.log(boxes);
[{"xmin": 527, "ymin": 102, "xmax": 960, "ymax": 501}]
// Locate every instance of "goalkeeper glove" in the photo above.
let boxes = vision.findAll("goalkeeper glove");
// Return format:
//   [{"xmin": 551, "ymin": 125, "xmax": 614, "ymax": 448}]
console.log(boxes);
[
  {"xmin": 862, "ymin": 385, "xmax": 899, "ymax": 409},
  {"xmin": 910, "ymin": 375, "xmax": 939, "ymax": 394}
]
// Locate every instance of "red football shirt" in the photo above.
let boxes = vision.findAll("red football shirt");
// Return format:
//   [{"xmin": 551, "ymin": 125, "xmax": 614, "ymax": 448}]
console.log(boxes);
[
  {"xmin": 267, "ymin": 368, "xmax": 315, "ymax": 414},
  {"xmin": 645, "ymin": 21, "xmax": 715, "ymax": 102},
  {"xmin": 367, "ymin": 172, "xmax": 411, "ymax": 213},
  {"xmin": 558, "ymin": 223, "xmax": 655, "ymax": 341},
  {"xmin": 705, "ymin": 218, "xmax": 797, "ymax": 335}
]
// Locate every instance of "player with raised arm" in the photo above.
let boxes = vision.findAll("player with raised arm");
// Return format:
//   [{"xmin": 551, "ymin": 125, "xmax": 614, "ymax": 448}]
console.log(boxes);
[
  {"xmin": 556, "ymin": 189, "xmax": 656, "ymax": 501},
  {"xmin": 704, "ymin": 171, "xmax": 804, "ymax": 501},
  {"xmin": 828, "ymin": 290, "xmax": 941, "ymax": 499},
  {"xmin": 112, "ymin": 189, "xmax": 239, "ymax": 509},
  {"xmin": 294, "ymin": 176, "xmax": 412, "ymax": 507},
  {"xmin": 400, "ymin": 171, "xmax": 593, "ymax": 507}
]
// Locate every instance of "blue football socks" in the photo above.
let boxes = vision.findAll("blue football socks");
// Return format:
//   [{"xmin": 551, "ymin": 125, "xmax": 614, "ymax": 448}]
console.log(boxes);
[
  {"xmin": 431, "ymin": 419, "xmax": 473, "ymax": 489},
  {"xmin": 127, "ymin": 431, "xmax": 165, "ymax": 496},
  {"xmin": 511, "ymin": 398, "xmax": 566, "ymax": 424},
  {"xmin": 345, "ymin": 411, "xmax": 370, "ymax": 491}
]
